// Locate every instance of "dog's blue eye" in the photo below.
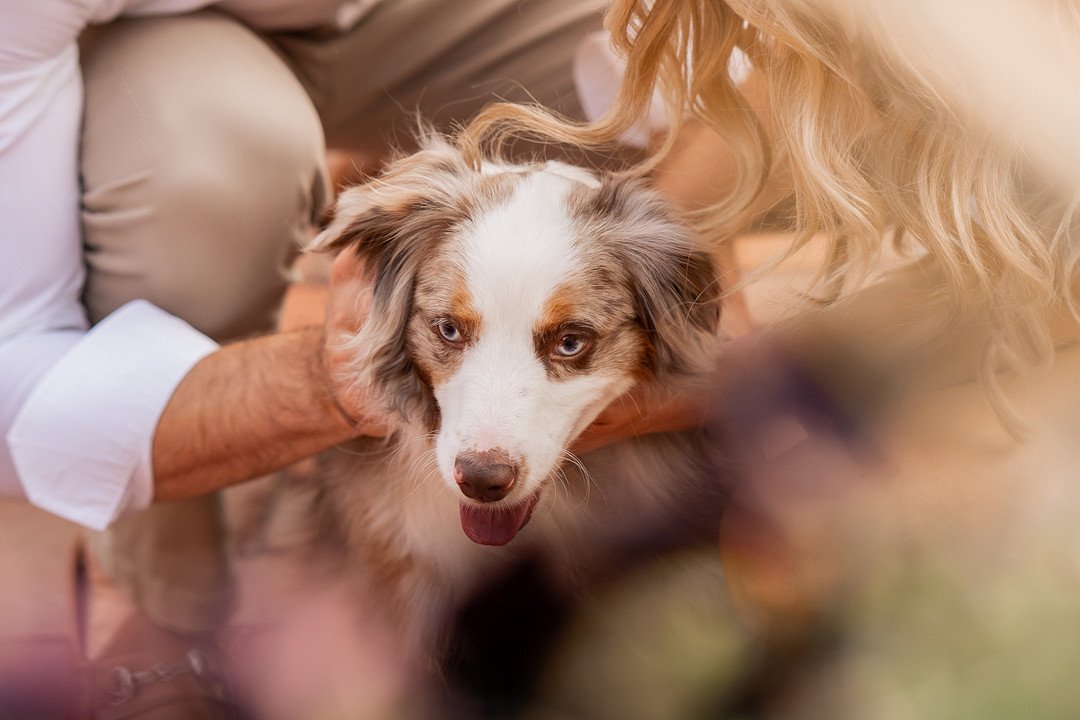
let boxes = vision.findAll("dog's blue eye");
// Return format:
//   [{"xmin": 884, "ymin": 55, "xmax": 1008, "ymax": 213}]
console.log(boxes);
[
  {"xmin": 437, "ymin": 320, "xmax": 463, "ymax": 343},
  {"xmin": 554, "ymin": 335, "xmax": 588, "ymax": 358}
]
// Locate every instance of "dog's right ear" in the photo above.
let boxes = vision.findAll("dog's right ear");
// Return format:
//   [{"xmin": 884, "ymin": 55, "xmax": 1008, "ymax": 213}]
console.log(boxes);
[
  {"xmin": 311, "ymin": 140, "xmax": 475, "ymax": 430},
  {"xmin": 585, "ymin": 176, "xmax": 723, "ymax": 379},
  {"xmin": 309, "ymin": 132, "xmax": 474, "ymax": 255}
]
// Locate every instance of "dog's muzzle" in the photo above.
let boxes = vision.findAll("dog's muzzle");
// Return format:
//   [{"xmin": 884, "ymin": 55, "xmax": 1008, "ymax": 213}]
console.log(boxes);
[{"xmin": 453, "ymin": 448, "xmax": 540, "ymax": 546}]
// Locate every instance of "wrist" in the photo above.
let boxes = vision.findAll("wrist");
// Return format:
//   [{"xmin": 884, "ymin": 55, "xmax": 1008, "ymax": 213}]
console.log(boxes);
[
  {"xmin": 306, "ymin": 326, "xmax": 364, "ymax": 436},
  {"xmin": 326, "ymin": 380, "xmax": 364, "ymax": 433}
]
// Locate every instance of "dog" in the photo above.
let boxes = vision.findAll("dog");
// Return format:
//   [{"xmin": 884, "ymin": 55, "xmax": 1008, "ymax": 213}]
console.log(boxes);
[{"xmin": 244, "ymin": 135, "xmax": 728, "ymax": 679}]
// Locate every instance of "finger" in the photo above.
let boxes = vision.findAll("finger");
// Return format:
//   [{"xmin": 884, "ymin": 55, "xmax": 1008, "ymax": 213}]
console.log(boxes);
[
  {"xmin": 328, "ymin": 245, "xmax": 365, "ymax": 280},
  {"xmin": 327, "ymin": 253, "xmax": 375, "ymax": 334}
]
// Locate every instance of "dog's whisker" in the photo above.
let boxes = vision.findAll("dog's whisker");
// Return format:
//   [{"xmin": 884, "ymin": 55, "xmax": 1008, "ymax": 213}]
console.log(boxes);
[
  {"xmin": 404, "ymin": 449, "xmax": 441, "ymax": 497},
  {"xmin": 552, "ymin": 456, "xmax": 578, "ymax": 507},
  {"xmin": 398, "ymin": 451, "xmax": 436, "ymax": 489},
  {"xmin": 388, "ymin": 431, "xmax": 438, "ymax": 492},
  {"xmin": 561, "ymin": 449, "xmax": 602, "ymax": 508},
  {"xmin": 412, "ymin": 449, "xmax": 443, "ymax": 490},
  {"xmin": 412, "ymin": 454, "xmax": 441, "ymax": 490},
  {"xmin": 405, "ymin": 470, "xmax": 436, "ymax": 500},
  {"xmin": 402, "ymin": 453, "xmax": 429, "ymax": 490},
  {"xmin": 613, "ymin": 392, "xmax": 649, "ymax": 438},
  {"xmin": 551, "ymin": 465, "xmax": 568, "ymax": 498},
  {"xmin": 540, "ymin": 468, "xmax": 566, "ymax": 521},
  {"xmin": 385, "ymin": 431, "xmax": 437, "ymax": 466}
]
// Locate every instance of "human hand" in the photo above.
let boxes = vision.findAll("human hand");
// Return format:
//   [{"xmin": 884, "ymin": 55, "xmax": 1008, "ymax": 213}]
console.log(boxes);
[
  {"xmin": 572, "ymin": 383, "xmax": 712, "ymax": 455},
  {"xmin": 321, "ymin": 248, "xmax": 388, "ymax": 437}
]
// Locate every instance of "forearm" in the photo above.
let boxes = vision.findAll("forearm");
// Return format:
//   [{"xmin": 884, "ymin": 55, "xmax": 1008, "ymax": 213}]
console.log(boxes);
[
  {"xmin": 573, "ymin": 382, "xmax": 712, "ymax": 455},
  {"xmin": 151, "ymin": 326, "xmax": 357, "ymax": 501}
]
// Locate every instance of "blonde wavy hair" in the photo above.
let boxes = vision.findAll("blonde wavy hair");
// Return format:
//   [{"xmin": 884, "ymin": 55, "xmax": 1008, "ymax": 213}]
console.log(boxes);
[{"xmin": 463, "ymin": 0, "xmax": 1080, "ymax": 429}]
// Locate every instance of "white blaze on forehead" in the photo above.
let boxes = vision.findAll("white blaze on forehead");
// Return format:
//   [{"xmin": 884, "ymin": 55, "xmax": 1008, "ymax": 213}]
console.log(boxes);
[
  {"xmin": 460, "ymin": 170, "xmax": 586, "ymax": 326},
  {"xmin": 432, "ymin": 166, "xmax": 637, "ymax": 510}
]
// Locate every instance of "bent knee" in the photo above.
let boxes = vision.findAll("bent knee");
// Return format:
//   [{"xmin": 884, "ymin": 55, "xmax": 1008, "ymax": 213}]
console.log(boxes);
[
  {"xmin": 80, "ymin": 11, "xmax": 328, "ymax": 339},
  {"xmin": 83, "ymin": 152, "xmax": 325, "ymax": 340}
]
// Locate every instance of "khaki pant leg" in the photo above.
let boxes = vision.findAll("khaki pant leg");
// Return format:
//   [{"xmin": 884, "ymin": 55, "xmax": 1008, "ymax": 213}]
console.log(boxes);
[
  {"xmin": 79, "ymin": 11, "xmax": 330, "ymax": 634},
  {"xmin": 270, "ymin": 0, "xmax": 608, "ymax": 159}
]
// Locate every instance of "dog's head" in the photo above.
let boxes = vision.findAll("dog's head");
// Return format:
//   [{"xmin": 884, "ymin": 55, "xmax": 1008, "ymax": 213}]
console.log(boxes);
[{"xmin": 313, "ymin": 136, "xmax": 720, "ymax": 546}]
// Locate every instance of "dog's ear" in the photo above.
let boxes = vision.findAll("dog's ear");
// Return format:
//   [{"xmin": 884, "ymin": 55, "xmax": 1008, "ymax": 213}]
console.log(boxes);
[
  {"xmin": 311, "ymin": 140, "xmax": 475, "ymax": 430},
  {"xmin": 591, "ymin": 176, "xmax": 723, "ymax": 378}
]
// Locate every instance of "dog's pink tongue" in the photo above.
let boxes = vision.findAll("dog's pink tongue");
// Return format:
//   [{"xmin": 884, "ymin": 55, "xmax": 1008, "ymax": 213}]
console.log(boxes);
[{"xmin": 459, "ymin": 499, "xmax": 535, "ymax": 546}]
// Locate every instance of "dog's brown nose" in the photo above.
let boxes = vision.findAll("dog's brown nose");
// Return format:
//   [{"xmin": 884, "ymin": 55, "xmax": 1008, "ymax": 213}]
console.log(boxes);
[{"xmin": 454, "ymin": 449, "xmax": 518, "ymax": 502}]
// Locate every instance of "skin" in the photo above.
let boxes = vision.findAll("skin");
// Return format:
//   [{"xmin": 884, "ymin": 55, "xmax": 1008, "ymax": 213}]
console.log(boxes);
[
  {"xmin": 151, "ymin": 250, "xmax": 382, "ymax": 502},
  {"xmin": 571, "ymin": 381, "xmax": 712, "ymax": 454}
]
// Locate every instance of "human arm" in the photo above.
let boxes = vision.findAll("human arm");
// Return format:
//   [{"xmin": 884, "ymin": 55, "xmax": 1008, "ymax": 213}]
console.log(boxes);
[
  {"xmin": 0, "ymin": 5, "xmax": 131, "ymax": 525},
  {"xmin": 0, "ymin": 5, "xmax": 379, "ymax": 529},
  {"xmin": 150, "ymin": 249, "xmax": 381, "ymax": 501},
  {"xmin": 5, "ymin": 240, "xmax": 379, "ymax": 525},
  {"xmin": 572, "ymin": 383, "xmax": 712, "ymax": 454},
  {"xmin": 149, "ymin": 329, "xmax": 357, "ymax": 501}
]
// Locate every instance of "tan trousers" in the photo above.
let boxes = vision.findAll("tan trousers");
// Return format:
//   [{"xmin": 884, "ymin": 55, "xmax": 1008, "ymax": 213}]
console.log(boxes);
[{"xmin": 0, "ymin": 0, "xmax": 606, "ymax": 671}]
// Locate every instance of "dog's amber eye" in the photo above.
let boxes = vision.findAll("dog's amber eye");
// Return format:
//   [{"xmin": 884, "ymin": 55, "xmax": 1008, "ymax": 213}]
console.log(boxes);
[
  {"xmin": 436, "ymin": 320, "xmax": 464, "ymax": 344},
  {"xmin": 553, "ymin": 334, "xmax": 589, "ymax": 358}
]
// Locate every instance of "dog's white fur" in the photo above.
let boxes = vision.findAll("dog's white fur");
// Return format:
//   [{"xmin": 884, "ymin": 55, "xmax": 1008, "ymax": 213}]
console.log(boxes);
[{"xmin": 253, "ymin": 136, "xmax": 724, "ymax": 658}]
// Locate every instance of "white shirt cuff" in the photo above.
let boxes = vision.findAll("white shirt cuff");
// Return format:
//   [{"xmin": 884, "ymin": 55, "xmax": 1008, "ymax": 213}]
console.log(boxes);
[{"xmin": 6, "ymin": 300, "xmax": 217, "ymax": 530}]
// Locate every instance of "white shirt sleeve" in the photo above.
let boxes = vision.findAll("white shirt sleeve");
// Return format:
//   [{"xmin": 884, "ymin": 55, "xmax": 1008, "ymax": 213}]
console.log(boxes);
[
  {"xmin": 6, "ymin": 303, "xmax": 217, "ymax": 530},
  {"xmin": 0, "ymin": 2, "xmax": 218, "ymax": 530}
]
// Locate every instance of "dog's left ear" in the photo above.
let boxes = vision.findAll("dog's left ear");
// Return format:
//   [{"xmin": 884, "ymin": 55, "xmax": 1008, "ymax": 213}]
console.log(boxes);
[
  {"xmin": 590, "ymin": 176, "xmax": 723, "ymax": 378},
  {"xmin": 310, "ymin": 141, "xmax": 475, "ymax": 430}
]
